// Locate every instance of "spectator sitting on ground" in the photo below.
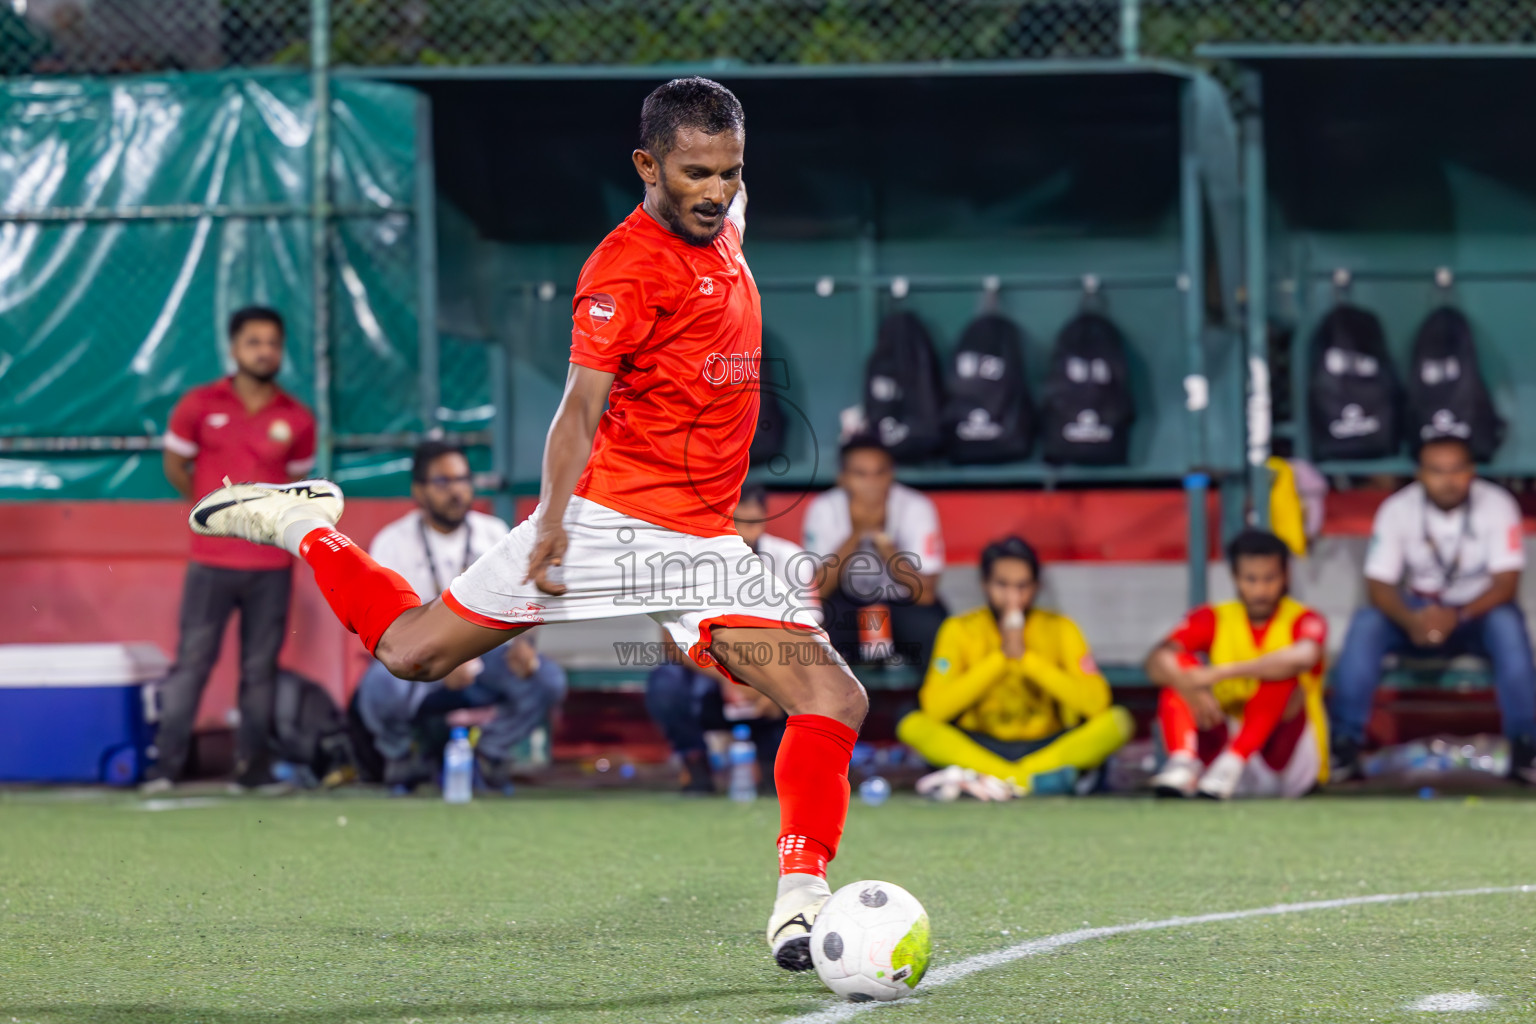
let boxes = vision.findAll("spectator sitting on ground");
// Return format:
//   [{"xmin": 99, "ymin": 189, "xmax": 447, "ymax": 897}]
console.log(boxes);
[
  {"xmin": 1329, "ymin": 437, "xmax": 1536, "ymax": 783},
  {"xmin": 1146, "ymin": 529, "xmax": 1328, "ymax": 800},
  {"xmin": 356, "ymin": 441, "xmax": 566, "ymax": 793},
  {"xmin": 645, "ymin": 485, "xmax": 821, "ymax": 794},
  {"xmin": 802, "ymin": 434, "xmax": 947, "ymax": 668},
  {"xmin": 896, "ymin": 536, "xmax": 1132, "ymax": 795}
]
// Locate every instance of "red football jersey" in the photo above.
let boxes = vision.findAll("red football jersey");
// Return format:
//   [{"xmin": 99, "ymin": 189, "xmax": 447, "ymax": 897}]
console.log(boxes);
[
  {"xmin": 165, "ymin": 378, "xmax": 316, "ymax": 570},
  {"xmin": 569, "ymin": 205, "xmax": 762, "ymax": 537},
  {"xmin": 1166, "ymin": 604, "xmax": 1328, "ymax": 658}
]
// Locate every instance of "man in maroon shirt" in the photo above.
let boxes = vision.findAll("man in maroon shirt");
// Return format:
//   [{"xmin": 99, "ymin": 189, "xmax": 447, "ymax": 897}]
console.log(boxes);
[{"xmin": 145, "ymin": 306, "xmax": 316, "ymax": 791}]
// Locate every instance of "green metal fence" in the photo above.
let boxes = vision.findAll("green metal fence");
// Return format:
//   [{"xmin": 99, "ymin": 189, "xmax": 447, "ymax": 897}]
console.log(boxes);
[
  {"xmin": 4, "ymin": 1, "xmax": 1534, "ymax": 76},
  {"xmin": 6, "ymin": 0, "xmax": 1536, "ymax": 502}
]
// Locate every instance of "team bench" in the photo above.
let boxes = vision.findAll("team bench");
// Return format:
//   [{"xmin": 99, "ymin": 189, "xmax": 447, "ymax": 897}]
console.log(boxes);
[{"xmin": 552, "ymin": 660, "xmax": 1501, "ymax": 757}]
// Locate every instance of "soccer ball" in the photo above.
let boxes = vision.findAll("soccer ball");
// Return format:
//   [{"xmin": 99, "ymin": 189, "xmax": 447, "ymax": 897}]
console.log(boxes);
[{"xmin": 810, "ymin": 880, "xmax": 931, "ymax": 1002}]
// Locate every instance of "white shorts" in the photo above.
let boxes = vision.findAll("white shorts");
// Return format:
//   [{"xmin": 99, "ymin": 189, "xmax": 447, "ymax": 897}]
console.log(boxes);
[
  {"xmin": 1229, "ymin": 715, "xmax": 1323, "ymax": 800},
  {"xmin": 444, "ymin": 496, "xmax": 826, "ymax": 681}
]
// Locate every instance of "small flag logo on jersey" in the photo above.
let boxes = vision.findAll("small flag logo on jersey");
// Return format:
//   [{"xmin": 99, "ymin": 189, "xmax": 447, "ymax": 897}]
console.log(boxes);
[{"xmin": 583, "ymin": 293, "xmax": 617, "ymax": 327}]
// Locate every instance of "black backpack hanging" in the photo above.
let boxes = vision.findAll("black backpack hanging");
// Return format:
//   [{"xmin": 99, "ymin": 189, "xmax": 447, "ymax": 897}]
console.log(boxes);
[
  {"xmin": 1307, "ymin": 304, "xmax": 1402, "ymax": 460},
  {"xmin": 863, "ymin": 311, "xmax": 945, "ymax": 462},
  {"xmin": 1040, "ymin": 312, "xmax": 1135, "ymax": 465},
  {"xmin": 943, "ymin": 313, "xmax": 1033, "ymax": 463},
  {"xmin": 1406, "ymin": 306, "xmax": 1505, "ymax": 462}
]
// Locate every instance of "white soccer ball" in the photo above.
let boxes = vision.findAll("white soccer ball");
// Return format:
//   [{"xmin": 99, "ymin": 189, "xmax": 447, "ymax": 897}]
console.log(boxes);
[{"xmin": 810, "ymin": 880, "xmax": 931, "ymax": 1002}]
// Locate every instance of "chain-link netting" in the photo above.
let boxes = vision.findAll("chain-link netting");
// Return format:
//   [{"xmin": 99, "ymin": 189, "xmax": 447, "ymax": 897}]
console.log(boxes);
[
  {"xmin": 5, "ymin": 1, "xmax": 1536, "ymax": 76},
  {"xmin": 0, "ymin": 0, "xmax": 306, "ymax": 75}
]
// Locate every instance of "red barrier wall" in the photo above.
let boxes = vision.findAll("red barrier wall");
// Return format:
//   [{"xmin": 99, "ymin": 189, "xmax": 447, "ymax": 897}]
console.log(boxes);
[{"xmin": 1, "ymin": 489, "xmax": 1215, "ymax": 728}]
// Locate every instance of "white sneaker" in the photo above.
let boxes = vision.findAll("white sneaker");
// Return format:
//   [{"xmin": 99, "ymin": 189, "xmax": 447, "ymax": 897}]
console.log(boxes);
[
  {"xmin": 766, "ymin": 873, "xmax": 831, "ymax": 971},
  {"xmin": 189, "ymin": 479, "xmax": 344, "ymax": 548},
  {"xmin": 915, "ymin": 765, "xmax": 967, "ymax": 802},
  {"xmin": 1151, "ymin": 752, "xmax": 1201, "ymax": 798},
  {"xmin": 1196, "ymin": 749, "xmax": 1246, "ymax": 801},
  {"xmin": 138, "ymin": 777, "xmax": 174, "ymax": 796}
]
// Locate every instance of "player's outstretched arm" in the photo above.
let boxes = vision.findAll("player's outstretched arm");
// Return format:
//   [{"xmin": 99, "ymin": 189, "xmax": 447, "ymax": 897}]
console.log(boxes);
[{"xmin": 525, "ymin": 363, "xmax": 613, "ymax": 595}]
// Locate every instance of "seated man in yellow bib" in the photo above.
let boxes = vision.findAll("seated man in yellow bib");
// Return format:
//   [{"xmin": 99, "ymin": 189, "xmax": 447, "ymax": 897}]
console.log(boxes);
[
  {"xmin": 896, "ymin": 536, "xmax": 1133, "ymax": 794},
  {"xmin": 1145, "ymin": 529, "xmax": 1328, "ymax": 800}
]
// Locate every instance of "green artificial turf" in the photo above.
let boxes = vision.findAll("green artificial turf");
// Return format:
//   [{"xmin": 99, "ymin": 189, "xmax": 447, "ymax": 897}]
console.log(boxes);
[{"xmin": 2, "ymin": 790, "xmax": 1535, "ymax": 1023}]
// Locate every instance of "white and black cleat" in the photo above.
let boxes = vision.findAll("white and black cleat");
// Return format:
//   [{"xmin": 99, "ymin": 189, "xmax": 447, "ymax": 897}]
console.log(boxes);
[
  {"xmin": 189, "ymin": 479, "xmax": 344, "ymax": 547},
  {"xmin": 1196, "ymin": 749, "xmax": 1245, "ymax": 801},
  {"xmin": 767, "ymin": 874, "xmax": 831, "ymax": 971},
  {"xmin": 1151, "ymin": 752, "xmax": 1201, "ymax": 799}
]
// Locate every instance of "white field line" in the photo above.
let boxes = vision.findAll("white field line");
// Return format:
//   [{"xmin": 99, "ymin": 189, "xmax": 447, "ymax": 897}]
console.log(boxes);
[
  {"xmin": 130, "ymin": 797, "xmax": 226, "ymax": 812},
  {"xmin": 1409, "ymin": 992, "xmax": 1496, "ymax": 1012},
  {"xmin": 786, "ymin": 884, "xmax": 1536, "ymax": 1024}
]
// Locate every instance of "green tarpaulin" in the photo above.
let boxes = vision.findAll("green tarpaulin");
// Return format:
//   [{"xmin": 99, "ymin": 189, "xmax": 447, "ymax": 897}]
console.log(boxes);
[{"xmin": 0, "ymin": 73, "xmax": 430, "ymax": 498}]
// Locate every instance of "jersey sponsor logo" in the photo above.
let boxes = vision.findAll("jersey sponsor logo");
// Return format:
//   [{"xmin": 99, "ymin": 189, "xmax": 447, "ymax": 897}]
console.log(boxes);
[
  {"xmin": 268, "ymin": 419, "xmax": 293, "ymax": 444},
  {"xmin": 702, "ymin": 346, "xmax": 761, "ymax": 386},
  {"xmin": 207, "ymin": 412, "xmax": 230, "ymax": 429},
  {"xmin": 699, "ymin": 277, "xmax": 715, "ymax": 295},
  {"xmin": 1080, "ymin": 653, "xmax": 1099, "ymax": 675},
  {"xmin": 581, "ymin": 293, "xmax": 617, "ymax": 329}
]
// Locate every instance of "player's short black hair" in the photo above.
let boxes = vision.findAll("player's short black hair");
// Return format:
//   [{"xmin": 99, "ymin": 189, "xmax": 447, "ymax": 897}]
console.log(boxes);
[
  {"xmin": 228, "ymin": 305, "xmax": 285, "ymax": 340},
  {"xmin": 839, "ymin": 433, "xmax": 892, "ymax": 469},
  {"xmin": 1416, "ymin": 434, "xmax": 1474, "ymax": 464},
  {"xmin": 639, "ymin": 77, "xmax": 744, "ymax": 161},
  {"xmin": 411, "ymin": 440, "xmax": 467, "ymax": 484},
  {"xmin": 1226, "ymin": 528, "xmax": 1290, "ymax": 572},
  {"xmin": 738, "ymin": 483, "xmax": 769, "ymax": 509},
  {"xmin": 981, "ymin": 536, "xmax": 1040, "ymax": 582}
]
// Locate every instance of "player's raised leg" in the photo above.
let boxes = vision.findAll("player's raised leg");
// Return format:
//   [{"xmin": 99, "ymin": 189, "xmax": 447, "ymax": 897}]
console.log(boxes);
[
  {"xmin": 710, "ymin": 627, "xmax": 867, "ymax": 971},
  {"xmin": 189, "ymin": 480, "xmax": 517, "ymax": 680}
]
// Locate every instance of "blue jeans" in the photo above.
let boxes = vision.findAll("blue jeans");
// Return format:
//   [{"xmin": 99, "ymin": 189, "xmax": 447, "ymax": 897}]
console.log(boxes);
[
  {"xmin": 644, "ymin": 663, "xmax": 783, "ymax": 773},
  {"xmin": 1330, "ymin": 596, "xmax": 1536, "ymax": 745},
  {"xmin": 356, "ymin": 644, "xmax": 566, "ymax": 762}
]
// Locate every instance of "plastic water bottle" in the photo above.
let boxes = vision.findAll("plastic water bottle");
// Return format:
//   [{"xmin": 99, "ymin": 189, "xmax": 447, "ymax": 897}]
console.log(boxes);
[
  {"xmin": 729, "ymin": 725, "xmax": 757, "ymax": 803},
  {"xmin": 444, "ymin": 727, "xmax": 473, "ymax": 804},
  {"xmin": 859, "ymin": 775, "xmax": 891, "ymax": 806}
]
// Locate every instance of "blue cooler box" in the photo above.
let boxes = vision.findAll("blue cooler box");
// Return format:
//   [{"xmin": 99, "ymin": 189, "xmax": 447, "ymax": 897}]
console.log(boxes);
[{"xmin": 0, "ymin": 643, "xmax": 167, "ymax": 786}]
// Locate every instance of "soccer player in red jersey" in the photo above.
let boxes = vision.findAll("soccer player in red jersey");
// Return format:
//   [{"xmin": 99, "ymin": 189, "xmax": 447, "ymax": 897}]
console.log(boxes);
[
  {"xmin": 188, "ymin": 77, "xmax": 865, "ymax": 971},
  {"xmin": 1144, "ymin": 530, "xmax": 1329, "ymax": 800}
]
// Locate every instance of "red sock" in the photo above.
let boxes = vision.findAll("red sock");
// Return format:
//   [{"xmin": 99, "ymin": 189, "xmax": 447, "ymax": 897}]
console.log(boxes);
[
  {"xmin": 775, "ymin": 714, "xmax": 858, "ymax": 878},
  {"xmin": 1230, "ymin": 681, "xmax": 1298, "ymax": 759},
  {"xmin": 1157, "ymin": 687, "xmax": 1199, "ymax": 757},
  {"xmin": 300, "ymin": 528, "xmax": 421, "ymax": 654}
]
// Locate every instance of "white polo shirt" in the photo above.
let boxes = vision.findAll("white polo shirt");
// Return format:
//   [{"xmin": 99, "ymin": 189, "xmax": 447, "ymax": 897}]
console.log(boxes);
[
  {"xmin": 752, "ymin": 531, "xmax": 823, "ymax": 626},
  {"xmin": 801, "ymin": 482, "xmax": 946, "ymax": 603},
  {"xmin": 1364, "ymin": 479, "xmax": 1525, "ymax": 607},
  {"xmin": 370, "ymin": 509, "xmax": 511, "ymax": 601}
]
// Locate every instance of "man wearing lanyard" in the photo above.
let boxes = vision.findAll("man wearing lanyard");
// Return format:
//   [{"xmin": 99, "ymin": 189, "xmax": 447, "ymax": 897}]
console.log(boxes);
[
  {"xmin": 1330, "ymin": 437, "xmax": 1536, "ymax": 782},
  {"xmin": 356, "ymin": 441, "xmax": 567, "ymax": 793}
]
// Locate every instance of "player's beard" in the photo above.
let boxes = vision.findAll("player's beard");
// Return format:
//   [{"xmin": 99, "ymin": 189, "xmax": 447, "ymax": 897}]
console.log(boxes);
[
  {"xmin": 657, "ymin": 181, "xmax": 726, "ymax": 247},
  {"xmin": 424, "ymin": 495, "xmax": 469, "ymax": 532},
  {"xmin": 987, "ymin": 602, "xmax": 1030, "ymax": 624},
  {"xmin": 240, "ymin": 365, "xmax": 280, "ymax": 384}
]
